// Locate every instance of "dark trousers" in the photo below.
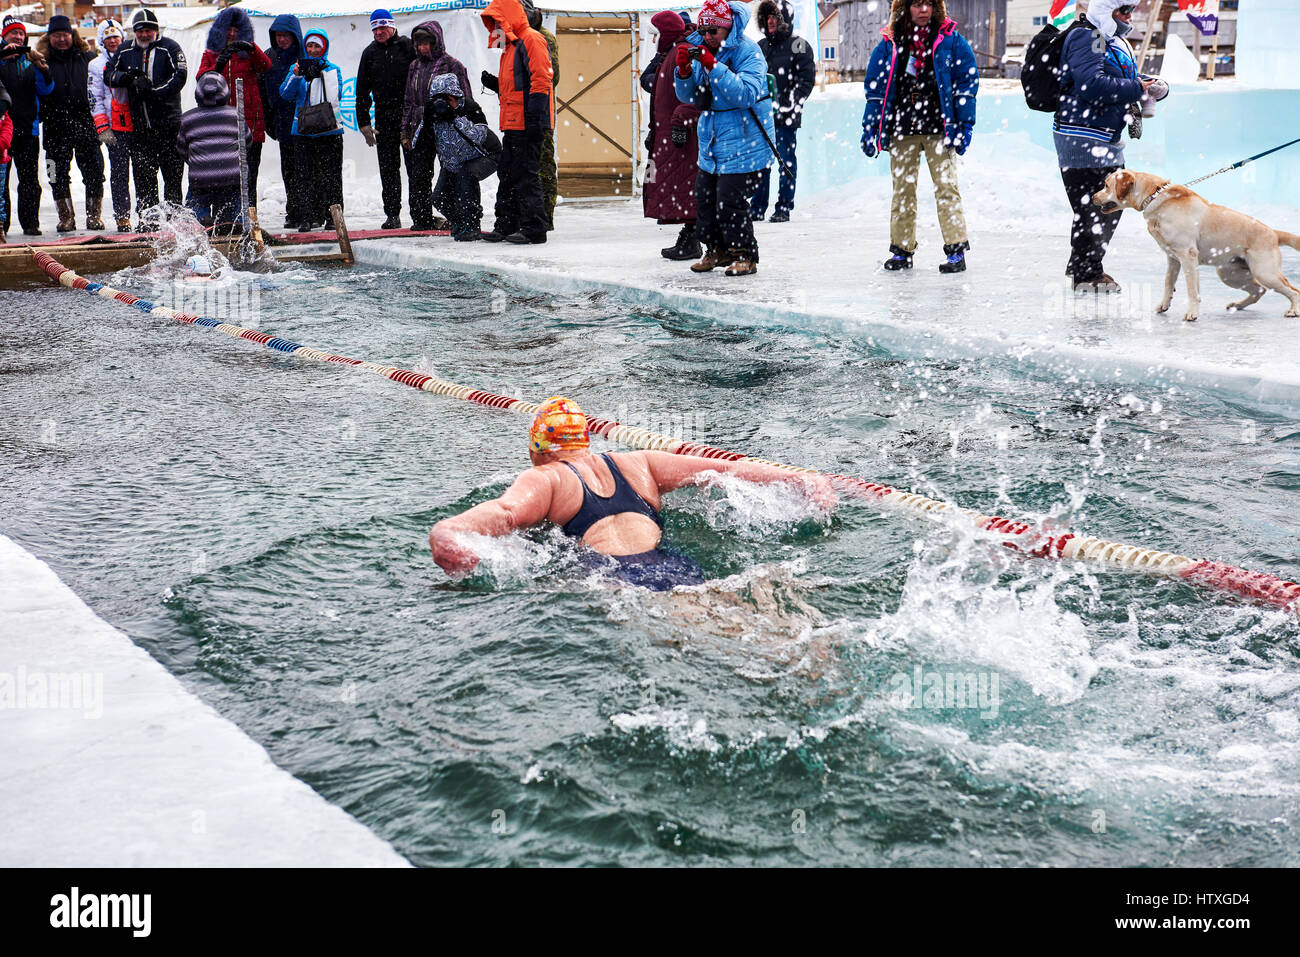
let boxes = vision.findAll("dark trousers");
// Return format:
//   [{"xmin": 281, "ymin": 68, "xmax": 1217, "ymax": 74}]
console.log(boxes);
[
  {"xmin": 186, "ymin": 185, "xmax": 240, "ymax": 225},
  {"xmin": 3, "ymin": 130, "xmax": 41, "ymax": 232},
  {"xmin": 493, "ymin": 128, "xmax": 547, "ymax": 239},
  {"xmin": 696, "ymin": 168, "xmax": 763, "ymax": 259},
  {"xmin": 106, "ymin": 132, "xmax": 131, "ymax": 218},
  {"xmin": 246, "ymin": 139, "xmax": 262, "ymax": 207},
  {"xmin": 45, "ymin": 126, "xmax": 105, "ymax": 200},
  {"xmin": 749, "ymin": 125, "xmax": 797, "ymax": 217},
  {"xmin": 131, "ymin": 126, "xmax": 184, "ymax": 213},
  {"xmin": 409, "ymin": 146, "xmax": 439, "ymax": 227},
  {"xmin": 1061, "ymin": 165, "xmax": 1122, "ymax": 281},
  {"xmin": 277, "ymin": 136, "xmax": 305, "ymax": 225},
  {"xmin": 375, "ymin": 122, "xmax": 412, "ymax": 218},
  {"xmin": 294, "ymin": 134, "xmax": 343, "ymax": 226},
  {"xmin": 433, "ymin": 165, "xmax": 482, "ymax": 237}
]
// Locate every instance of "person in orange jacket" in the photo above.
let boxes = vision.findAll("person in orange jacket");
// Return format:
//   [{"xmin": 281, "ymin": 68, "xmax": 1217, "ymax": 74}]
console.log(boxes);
[{"xmin": 479, "ymin": 0, "xmax": 553, "ymax": 244}]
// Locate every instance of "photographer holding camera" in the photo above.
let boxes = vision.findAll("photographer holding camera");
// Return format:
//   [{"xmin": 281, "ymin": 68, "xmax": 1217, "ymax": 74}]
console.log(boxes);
[
  {"xmin": 279, "ymin": 29, "xmax": 344, "ymax": 231},
  {"xmin": 672, "ymin": 0, "xmax": 774, "ymax": 277},
  {"xmin": 410, "ymin": 73, "xmax": 493, "ymax": 241}
]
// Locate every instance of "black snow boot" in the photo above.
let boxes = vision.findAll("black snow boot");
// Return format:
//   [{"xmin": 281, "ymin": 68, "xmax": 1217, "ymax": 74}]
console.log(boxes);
[
  {"xmin": 661, "ymin": 224, "xmax": 702, "ymax": 261},
  {"xmin": 883, "ymin": 245, "xmax": 913, "ymax": 271},
  {"xmin": 939, "ymin": 241, "xmax": 969, "ymax": 274}
]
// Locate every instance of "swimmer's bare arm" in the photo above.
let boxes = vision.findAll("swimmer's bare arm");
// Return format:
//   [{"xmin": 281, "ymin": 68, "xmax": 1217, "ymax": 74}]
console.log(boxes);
[
  {"xmin": 430, "ymin": 468, "xmax": 554, "ymax": 575},
  {"xmin": 642, "ymin": 451, "xmax": 837, "ymax": 508}
]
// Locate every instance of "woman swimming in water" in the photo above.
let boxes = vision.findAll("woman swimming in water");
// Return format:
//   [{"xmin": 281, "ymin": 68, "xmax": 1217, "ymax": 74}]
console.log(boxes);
[{"xmin": 429, "ymin": 395, "xmax": 836, "ymax": 590}]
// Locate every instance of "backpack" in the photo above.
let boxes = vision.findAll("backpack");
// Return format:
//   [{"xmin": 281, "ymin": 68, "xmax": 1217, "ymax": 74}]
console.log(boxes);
[{"xmin": 1021, "ymin": 19, "xmax": 1087, "ymax": 113}]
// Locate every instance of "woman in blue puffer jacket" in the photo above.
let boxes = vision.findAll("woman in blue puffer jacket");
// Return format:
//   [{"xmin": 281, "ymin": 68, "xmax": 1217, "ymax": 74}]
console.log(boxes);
[
  {"xmin": 860, "ymin": 0, "xmax": 977, "ymax": 274},
  {"xmin": 673, "ymin": 0, "xmax": 774, "ymax": 277}
]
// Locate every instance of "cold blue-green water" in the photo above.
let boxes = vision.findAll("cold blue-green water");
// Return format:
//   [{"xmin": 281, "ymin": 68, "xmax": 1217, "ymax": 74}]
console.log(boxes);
[{"xmin": 2, "ymin": 258, "xmax": 1298, "ymax": 866}]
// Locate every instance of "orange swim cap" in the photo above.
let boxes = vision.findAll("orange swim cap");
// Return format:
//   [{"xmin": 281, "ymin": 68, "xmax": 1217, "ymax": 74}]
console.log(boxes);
[{"xmin": 529, "ymin": 396, "xmax": 590, "ymax": 455}]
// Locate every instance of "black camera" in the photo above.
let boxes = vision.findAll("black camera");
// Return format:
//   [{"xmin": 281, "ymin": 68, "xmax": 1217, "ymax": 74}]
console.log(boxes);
[
  {"xmin": 427, "ymin": 94, "xmax": 454, "ymax": 120},
  {"xmin": 298, "ymin": 58, "xmax": 324, "ymax": 80},
  {"xmin": 687, "ymin": 46, "xmax": 704, "ymax": 60}
]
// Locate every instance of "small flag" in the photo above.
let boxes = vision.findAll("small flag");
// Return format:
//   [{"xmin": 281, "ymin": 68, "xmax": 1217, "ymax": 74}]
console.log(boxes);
[
  {"xmin": 1049, "ymin": 0, "xmax": 1077, "ymax": 30},
  {"xmin": 1178, "ymin": 0, "xmax": 1220, "ymax": 37}
]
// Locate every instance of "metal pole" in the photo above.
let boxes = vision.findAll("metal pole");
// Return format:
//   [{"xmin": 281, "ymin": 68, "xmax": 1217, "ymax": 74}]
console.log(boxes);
[
  {"xmin": 235, "ymin": 78, "xmax": 249, "ymax": 243},
  {"xmin": 1137, "ymin": 0, "xmax": 1163, "ymax": 73}
]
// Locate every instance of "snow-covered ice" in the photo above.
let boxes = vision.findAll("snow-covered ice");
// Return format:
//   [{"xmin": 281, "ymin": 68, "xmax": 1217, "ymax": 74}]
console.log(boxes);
[{"xmin": 0, "ymin": 535, "xmax": 408, "ymax": 867}]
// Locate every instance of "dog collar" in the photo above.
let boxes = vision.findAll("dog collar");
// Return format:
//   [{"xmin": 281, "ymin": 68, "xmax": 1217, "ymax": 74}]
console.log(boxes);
[{"xmin": 1141, "ymin": 183, "xmax": 1172, "ymax": 212}]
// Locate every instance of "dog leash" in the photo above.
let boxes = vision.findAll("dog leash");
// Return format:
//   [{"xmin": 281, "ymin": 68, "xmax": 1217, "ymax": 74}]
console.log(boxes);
[{"xmin": 1142, "ymin": 135, "xmax": 1300, "ymax": 210}]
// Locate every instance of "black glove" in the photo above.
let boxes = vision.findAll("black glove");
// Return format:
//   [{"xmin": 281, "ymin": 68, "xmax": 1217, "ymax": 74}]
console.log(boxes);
[
  {"xmin": 481, "ymin": 70, "xmax": 498, "ymax": 94},
  {"xmin": 524, "ymin": 112, "xmax": 544, "ymax": 142},
  {"xmin": 214, "ymin": 52, "xmax": 232, "ymax": 72},
  {"xmin": 299, "ymin": 58, "xmax": 323, "ymax": 81},
  {"xmin": 229, "ymin": 40, "xmax": 254, "ymax": 54},
  {"xmin": 132, "ymin": 75, "xmax": 152, "ymax": 95},
  {"xmin": 671, "ymin": 124, "xmax": 688, "ymax": 148}
]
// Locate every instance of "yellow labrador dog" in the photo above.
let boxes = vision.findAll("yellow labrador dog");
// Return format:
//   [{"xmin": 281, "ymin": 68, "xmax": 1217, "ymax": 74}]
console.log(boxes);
[{"xmin": 1091, "ymin": 169, "xmax": 1300, "ymax": 322}]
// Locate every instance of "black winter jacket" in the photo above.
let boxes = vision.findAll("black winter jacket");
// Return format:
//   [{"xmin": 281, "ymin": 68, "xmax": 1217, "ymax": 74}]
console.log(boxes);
[
  {"xmin": 107, "ymin": 36, "xmax": 187, "ymax": 131},
  {"xmin": 35, "ymin": 36, "xmax": 96, "ymax": 140},
  {"xmin": 758, "ymin": 22, "xmax": 815, "ymax": 129},
  {"xmin": 0, "ymin": 46, "xmax": 42, "ymax": 135},
  {"xmin": 355, "ymin": 35, "xmax": 415, "ymax": 130}
]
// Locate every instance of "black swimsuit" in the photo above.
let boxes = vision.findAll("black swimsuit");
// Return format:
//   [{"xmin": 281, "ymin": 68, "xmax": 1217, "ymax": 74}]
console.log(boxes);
[
  {"xmin": 561, "ymin": 453, "xmax": 663, "ymax": 539},
  {"xmin": 560, "ymin": 454, "xmax": 704, "ymax": 591}
]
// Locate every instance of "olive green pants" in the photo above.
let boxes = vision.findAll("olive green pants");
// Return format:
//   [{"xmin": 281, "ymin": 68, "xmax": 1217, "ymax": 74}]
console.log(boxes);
[{"xmin": 888, "ymin": 134, "xmax": 967, "ymax": 252}]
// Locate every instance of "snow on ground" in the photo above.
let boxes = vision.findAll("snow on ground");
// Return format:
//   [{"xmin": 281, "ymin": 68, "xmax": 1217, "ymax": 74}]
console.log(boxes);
[
  {"xmin": 0, "ymin": 535, "xmax": 409, "ymax": 867},
  {"xmin": 26, "ymin": 124, "xmax": 1300, "ymax": 403},
  {"xmin": 351, "ymin": 146, "xmax": 1300, "ymax": 406}
]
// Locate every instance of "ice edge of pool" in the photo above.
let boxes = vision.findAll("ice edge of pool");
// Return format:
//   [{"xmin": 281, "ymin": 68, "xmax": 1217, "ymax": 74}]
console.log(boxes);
[
  {"xmin": 0, "ymin": 534, "xmax": 410, "ymax": 868},
  {"xmin": 351, "ymin": 240, "xmax": 1300, "ymax": 412}
]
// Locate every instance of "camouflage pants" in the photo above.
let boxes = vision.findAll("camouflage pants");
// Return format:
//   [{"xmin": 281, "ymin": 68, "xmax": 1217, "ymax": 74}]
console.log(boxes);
[
  {"xmin": 888, "ymin": 134, "xmax": 967, "ymax": 251},
  {"xmin": 540, "ymin": 130, "xmax": 557, "ymax": 227}
]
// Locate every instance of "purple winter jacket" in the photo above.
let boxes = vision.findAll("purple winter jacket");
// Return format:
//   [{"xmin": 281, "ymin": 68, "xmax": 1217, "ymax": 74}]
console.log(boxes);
[{"xmin": 401, "ymin": 20, "xmax": 474, "ymax": 143}]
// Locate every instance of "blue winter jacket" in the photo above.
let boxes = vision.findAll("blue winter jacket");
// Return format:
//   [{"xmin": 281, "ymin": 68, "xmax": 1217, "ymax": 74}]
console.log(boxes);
[
  {"xmin": 861, "ymin": 17, "xmax": 977, "ymax": 154},
  {"xmin": 264, "ymin": 14, "xmax": 303, "ymax": 141},
  {"xmin": 673, "ymin": 2, "xmax": 774, "ymax": 176},
  {"xmin": 1054, "ymin": 19, "xmax": 1142, "ymax": 143},
  {"xmin": 279, "ymin": 28, "xmax": 344, "ymax": 137}
]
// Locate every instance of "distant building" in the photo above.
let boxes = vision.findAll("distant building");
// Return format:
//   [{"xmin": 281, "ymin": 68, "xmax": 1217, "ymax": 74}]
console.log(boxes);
[
  {"xmin": 833, "ymin": 0, "xmax": 1008, "ymax": 80},
  {"xmin": 819, "ymin": 5, "xmax": 840, "ymax": 82}
]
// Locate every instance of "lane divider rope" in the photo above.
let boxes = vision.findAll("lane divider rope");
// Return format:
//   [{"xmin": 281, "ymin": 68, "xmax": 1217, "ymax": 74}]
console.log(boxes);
[{"xmin": 31, "ymin": 249, "xmax": 1300, "ymax": 612}]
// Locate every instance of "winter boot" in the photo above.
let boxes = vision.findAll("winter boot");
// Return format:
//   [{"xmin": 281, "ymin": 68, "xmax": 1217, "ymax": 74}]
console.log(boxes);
[
  {"xmin": 116, "ymin": 215, "xmax": 132, "ymax": 233},
  {"xmin": 1074, "ymin": 273, "xmax": 1122, "ymax": 294},
  {"xmin": 85, "ymin": 192, "xmax": 105, "ymax": 230},
  {"xmin": 769, "ymin": 210, "xmax": 790, "ymax": 223},
  {"xmin": 724, "ymin": 250, "xmax": 758, "ymax": 277},
  {"xmin": 661, "ymin": 224, "xmax": 702, "ymax": 261},
  {"xmin": 883, "ymin": 245, "xmax": 913, "ymax": 270},
  {"xmin": 481, "ymin": 230, "xmax": 508, "ymax": 242},
  {"xmin": 56, "ymin": 198, "xmax": 77, "ymax": 233},
  {"xmin": 939, "ymin": 241, "xmax": 968, "ymax": 274},
  {"xmin": 381, "ymin": 215, "xmax": 401, "ymax": 230},
  {"xmin": 690, "ymin": 246, "xmax": 735, "ymax": 273}
]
